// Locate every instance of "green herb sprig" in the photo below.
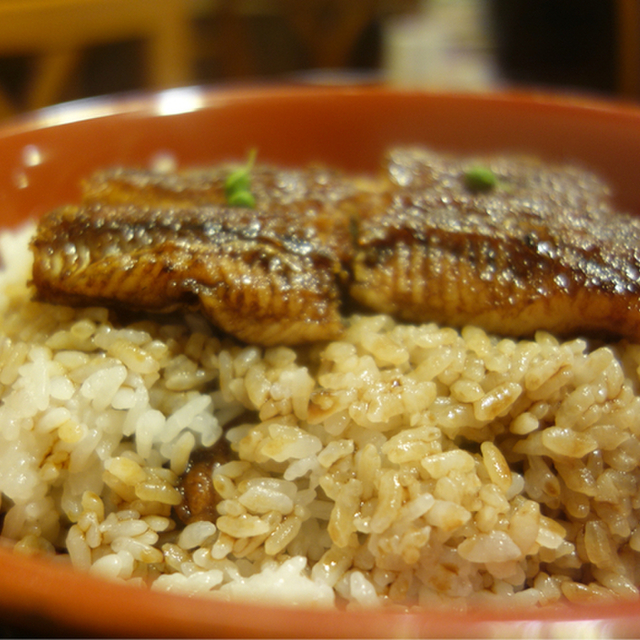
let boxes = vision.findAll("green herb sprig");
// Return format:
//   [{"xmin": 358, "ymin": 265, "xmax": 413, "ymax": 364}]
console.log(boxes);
[
  {"xmin": 225, "ymin": 148, "xmax": 257, "ymax": 208},
  {"xmin": 463, "ymin": 165, "xmax": 498, "ymax": 192}
]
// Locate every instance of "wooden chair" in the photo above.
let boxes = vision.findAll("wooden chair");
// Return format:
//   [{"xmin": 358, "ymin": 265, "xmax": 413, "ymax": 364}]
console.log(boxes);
[
  {"xmin": 280, "ymin": 0, "xmax": 379, "ymax": 69},
  {"xmin": 0, "ymin": 0, "xmax": 193, "ymax": 118},
  {"xmin": 195, "ymin": 0, "xmax": 419, "ymax": 79},
  {"xmin": 617, "ymin": 0, "xmax": 640, "ymax": 98}
]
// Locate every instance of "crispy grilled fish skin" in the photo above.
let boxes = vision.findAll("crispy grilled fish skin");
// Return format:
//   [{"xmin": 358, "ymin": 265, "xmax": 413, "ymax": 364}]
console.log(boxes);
[
  {"xmin": 31, "ymin": 149, "xmax": 640, "ymax": 345},
  {"xmin": 81, "ymin": 164, "xmax": 361, "ymax": 265},
  {"xmin": 351, "ymin": 147, "xmax": 640, "ymax": 341},
  {"xmin": 31, "ymin": 163, "xmax": 369, "ymax": 346}
]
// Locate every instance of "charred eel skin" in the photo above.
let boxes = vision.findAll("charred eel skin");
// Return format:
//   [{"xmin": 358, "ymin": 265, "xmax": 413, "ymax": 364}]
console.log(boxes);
[{"xmin": 31, "ymin": 148, "xmax": 640, "ymax": 345}]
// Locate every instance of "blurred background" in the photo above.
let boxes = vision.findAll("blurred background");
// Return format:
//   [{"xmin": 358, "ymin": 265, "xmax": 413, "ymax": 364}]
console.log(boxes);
[{"xmin": 0, "ymin": 0, "xmax": 636, "ymax": 121}]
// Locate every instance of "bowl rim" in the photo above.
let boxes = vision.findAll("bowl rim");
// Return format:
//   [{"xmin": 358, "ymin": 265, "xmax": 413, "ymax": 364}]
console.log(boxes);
[
  {"xmin": 2, "ymin": 541, "xmax": 640, "ymax": 639},
  {"xmin": 6, "ymin": 81, "xmax": 640, "ymax": 139}
]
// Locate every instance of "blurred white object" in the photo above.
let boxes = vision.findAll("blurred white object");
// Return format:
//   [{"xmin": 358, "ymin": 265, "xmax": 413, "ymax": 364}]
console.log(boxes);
[{"xmin": 382, "ymin": 0, "xmax": 500, "ymax": 91}]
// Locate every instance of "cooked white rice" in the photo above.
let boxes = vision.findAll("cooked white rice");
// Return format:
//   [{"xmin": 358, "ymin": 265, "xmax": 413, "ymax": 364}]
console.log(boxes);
[{"xmin": 2, "ymin": 222, "xmax": 640, "ymax": 610}]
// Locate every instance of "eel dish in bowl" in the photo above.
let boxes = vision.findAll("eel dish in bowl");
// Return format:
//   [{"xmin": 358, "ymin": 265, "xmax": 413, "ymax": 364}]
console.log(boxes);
[{"xmin": 2, "ymin": 85, "xmax": 640, "ymax": 637}]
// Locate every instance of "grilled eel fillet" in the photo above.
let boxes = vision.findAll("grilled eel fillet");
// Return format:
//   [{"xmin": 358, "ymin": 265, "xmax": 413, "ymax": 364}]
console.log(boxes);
[
  {"xmin": 31, "ymin": 164, "xmax": 371, "ymax": 346},
  {"xmin": 30, "ymin": 148, "xmax": 640, "ymax": 345},
  {"xmin": 350, "ymin": 147, "xmax": 640, "ymax": 342}
]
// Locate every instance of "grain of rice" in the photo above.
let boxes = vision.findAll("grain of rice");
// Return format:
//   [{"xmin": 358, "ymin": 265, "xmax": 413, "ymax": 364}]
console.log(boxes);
[
  {"xmin": 178, "ymin": 521, "xmax": 217, "ymax": 550},
  {"xmin": 216, "ymin": 513, "xmax": 273, "ymax": 538},
  {"xmin": 265, "ymin": 514, "xmax": 302, "ymax": 556},
  {"xmin": 422, "ymin": 450, "xmax": 475, "ymax": 479},
  {"xmin": 312, "ymin": 546, "xmax": 355, "ymax": 587},
  {"xmin": 425, "ymin": 500, "xmax": 471, "ymax": 532},
  {"xmin": 106, "ymin": 457, "xmax": 147, "ymax": 486},
  {"xmin": 134, "ymin": 475, "xmax": 182, "ymax": 506},
  {"xmin": 458, "ymin": 530, "xmax": 522, "ymax": 564},
  {"xmin": 328, "ymin": 478, "xmax": 363, "ymax": 546},
  {"xmin": 238, "ymin": 478, "xmax": 296, "ymax": 515},
  {"xmin": 480, "ymin": 441, "xmax": 512, "ymax": 492},
  {"xmin": 111, "ymin": 536, "xmax": 163, "ymax": 563},
  {"xmin": 89, "ymin": 551, "xmax": 132, "ymax": 581},
  {"xmin": 592, "ymin": 567, "xmax": 639, "ymax": 599},
  {"xmin": 143, "ymin": 514, "xmax": 173, "ymax": 533},
  {"xmin": 66, "ymin": 524, "xmax": 91, "ymax": 570}
]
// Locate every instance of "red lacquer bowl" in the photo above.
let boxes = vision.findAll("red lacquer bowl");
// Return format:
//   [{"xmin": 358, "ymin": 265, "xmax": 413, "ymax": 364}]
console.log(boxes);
[{"xmin": 1, "ymin": 84, "xmax": 640, "ymax": 638}]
